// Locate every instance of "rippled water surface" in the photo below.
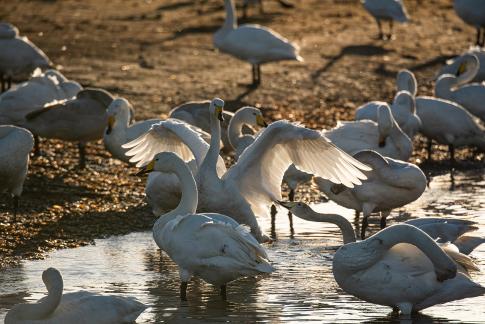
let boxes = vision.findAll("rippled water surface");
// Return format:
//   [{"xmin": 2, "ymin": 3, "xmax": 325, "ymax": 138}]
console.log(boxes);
[{"xmin": 1, "ymin": 170, "xmax": 485, "ymax": 323}]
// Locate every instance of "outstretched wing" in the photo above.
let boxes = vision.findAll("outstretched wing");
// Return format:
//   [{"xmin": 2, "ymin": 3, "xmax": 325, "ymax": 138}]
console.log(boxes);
[
  {"xmin": 122, "ymin": 119, "xmax": 227, "ymax": 174},
  {"xmin": 223, "ymin": 120, "xmax": 370, "ymax": 217}
]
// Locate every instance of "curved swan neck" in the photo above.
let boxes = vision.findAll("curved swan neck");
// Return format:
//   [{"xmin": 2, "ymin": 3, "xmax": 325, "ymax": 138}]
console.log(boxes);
[
  {"xmin": 153, "ymin": 159, "xmax": 198, "ymax": 234},
  {"xmin": 227, "ymin": 112, "xmax": 248, "ymax": 150},
  {"xmin": 300, "ymin": 209, "xmax": 356, "ymax": 244},
  {"xmin": 434, "ymin": 76, "xmax": 455, "ymax": 99},
  {"xmin": 223, "ymin": 0, "xmax": 237, "ymax": 30},
  {"xmin": 200, "ymin": 109, "xmax": 222, "ymax": 179},
  {"xmin": 6, "ymin": 275, "xmax": 63, "ymax": 322}
]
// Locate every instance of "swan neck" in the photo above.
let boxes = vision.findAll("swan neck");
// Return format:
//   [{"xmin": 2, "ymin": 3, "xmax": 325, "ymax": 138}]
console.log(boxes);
[
  {"xmin": 434, "ymin": 77, "xmax": 454, "ymax": 99},
  {"xmin": 304, "ymin": 210, "xmax": 356, "ymax": 244},
  {"xmin": 223, "ymin": 0, "xmax": 237, "ymax": 29},
  {"xmin": 200, "ymin": 111, "xmax": 222, "ymax": 179},
  {"xmin": 153, "ymin": 160, "xmax": 198, "ymax": 238},
  {"xmin": 227, "ymin": 112, "xmax": 246, "ymax": 150}
]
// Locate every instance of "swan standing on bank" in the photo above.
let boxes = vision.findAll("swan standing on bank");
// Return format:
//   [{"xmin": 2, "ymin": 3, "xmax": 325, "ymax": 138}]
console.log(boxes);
[
  {"xmin": 314, "ymin": 150, "xmax": 426, "ymax": 239},
  {"xmin": 362, "ymin": 0, "xmax": 409, "ymax": 40},
  {"xmin": 454, "ymin": 0, "xmax": 485, "ymax": 46},
  {"xmin": 214, "ymin": 0, "xmax": 303, "ymax": 86},
  {"xmin": 0, "ymin": 23, "xmax": 52, "ymax": 91},
  {"xmin": 23, "ymin": 88, "xmax": 114, "ymax": 168},
  {"xmin": 278, "ymin": 202, "xmax": 485, "ymax": 315},
  {"xmin": 5, "ymin": 268, "xmax": 146, "ymax": 324},
  {"xmin": 434, "ymin": 54, "xmax": 485, "ymax": 122},
  {"xmin": 326, "ymin": 104, "xmax": 413, "ymax": 161},
  {"xmin": 0, "ymin": 125, "xmax": 34, "ymax": 218},
  {"xmin": 138, "ymin": 152, "xmax": 274, "ymax": 300},
  {"xmin": 126, "ymin": 98, "xmax": 371, "ymax": 242}
]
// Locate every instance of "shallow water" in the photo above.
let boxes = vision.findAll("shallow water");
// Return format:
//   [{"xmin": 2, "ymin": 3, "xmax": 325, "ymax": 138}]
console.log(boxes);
[{"xmin": 1, "ymin": 170, "xmax": 485, "ymax": 323}]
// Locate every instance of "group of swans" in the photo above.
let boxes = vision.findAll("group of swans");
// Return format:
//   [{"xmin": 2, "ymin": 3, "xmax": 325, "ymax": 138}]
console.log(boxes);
[
  {"xmin": 0, "ymin": 23, "xmax": 51, "ymax": 92},
  {"xmin": 279, "ymin": 201, "xmax": 485, "ymax": 315},
  {"xmin": 5, "ymin": 268, "xmax": 146, "ymax": 324}
]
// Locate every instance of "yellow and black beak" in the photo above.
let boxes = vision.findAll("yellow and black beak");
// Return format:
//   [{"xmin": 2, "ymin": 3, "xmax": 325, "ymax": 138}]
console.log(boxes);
[
  {"xmin": 106, "ymin": 115, "xmax": 115, "ymax": 135},
  {"xmin": 216, "ymin": 106, "xmax": 224, "ymax": 122},
  {"xmin": 277, "ymin": 201, "xmax": 297, "ymax": 209},
  {"xmin": 136, "ymin": 160, "xmax": 155, "ymax": 176},
  {"xmin": 256, "ymin": 115, "xmax": 268, "ymax": 127}
]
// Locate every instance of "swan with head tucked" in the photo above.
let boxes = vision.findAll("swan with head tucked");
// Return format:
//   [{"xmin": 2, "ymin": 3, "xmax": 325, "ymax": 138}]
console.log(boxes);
[
  {"xmin": 326, "ymin": 104, "xmax": 413, "ymax": 161},
  {"xmin": 278, "ymin": 201, "xmax": 485, "ymax": 315},
  {"xmin": 125, "ymin": 98, "xmax": 371, "ymax": 242},
  {"xmin": 214, "ymin": 0, "xmax": 303, "ymax": 86},
  {"xmin": 22, "ymin": 88, "xmax": 114, "ymax": 168},
  {"xmin": 138, "ymin": 151, "xmax": 274, "ymax": 300},
  {"xmin": 438, "ymin": 47, "xmax": 485, "ymax": 82},
  {"xmin": 0, "ymin": 125, "xmax": 34, "ymax": 218},
  {"xmin": 434, "ymin": 54, "xmax": 485, "ymax": 122},
  {"xmin": 355, "ymin": 90, "xmax": 421, "ymax": 139},
  {"xmin": 0, "ymin": 69, "xmax": 82, "ymax": 126},
  {"xmin": 361, "ymin": 0, "xmax": 409, "ymax": 40},
  {"xmin": 0, "ymin": 22, "xmax": 52, "ymax": 91},
  {"xmin": 5, "ymin": 267, "xmax": 146, "ymax": 324},
  {"xmin": 314, "ymin": 150, "xmax": 426, "ymax": 239},
  {"xmin": 454, "ymin": 0, "xmax": 485, "ymax": 46}
]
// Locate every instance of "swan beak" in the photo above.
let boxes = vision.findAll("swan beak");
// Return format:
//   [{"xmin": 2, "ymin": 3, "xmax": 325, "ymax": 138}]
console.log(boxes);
[
  {"xmin": 106, "ymin": 115, "xmax": 115, "ymax": 135},
  {"xmin": 277, "ymin": 201, "xmax": 297, "ymax": 209},
  {"xmin": 216, "ymin": 106, "xmax": 224, "ymax": 122},
  {"xmin": 378, "ymin": 135, "xmax": 386, "ymax": 147},
  {"xmin": 457, "ymin": 62, "xmax": 467, "ymax": 76},
  {"xmin": 257, "ymin": 115, "xmax": 268, "ymax": 127},
  {"xmin": 136, "ymin": 160, "xmax": 155, "ymax": 176}
]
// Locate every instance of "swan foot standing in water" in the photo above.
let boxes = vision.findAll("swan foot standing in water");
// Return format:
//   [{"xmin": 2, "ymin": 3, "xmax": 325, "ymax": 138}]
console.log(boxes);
[{"xmin": 137, "ymin": 152, "xmax": 274, "ymax": 301}]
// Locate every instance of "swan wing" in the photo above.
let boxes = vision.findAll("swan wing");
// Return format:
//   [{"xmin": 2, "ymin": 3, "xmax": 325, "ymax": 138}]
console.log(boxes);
[
  {"xmin": 406, "ymin": 218, "xmax": 478, "ymax": 243},
  {"xmin": 224, "ymin": 120, "xmax": 370, "ymax": 217}
]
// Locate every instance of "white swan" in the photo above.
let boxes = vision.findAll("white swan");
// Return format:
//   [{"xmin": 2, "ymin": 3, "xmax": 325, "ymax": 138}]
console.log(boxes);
[
  {"xmin": 355, "ymin": 90, "xmax": 421, "ymax": 138},
  {"xmin": 434, "ymin": 54, "xmax": 485, "ymax": 122},
  {"xmin": 138, "ymin": 151, "xmax": 274, "ymax": 300},
  {"xmin": 5, "ymin": 267, "xmax": 146, "ymax": 324},
  {"xmin": 0, "ymin": 23, "xmax": 52, "ymax": 91},
  {"xmin": 227, "ymin": 106, "xmax": 267, "ymax": 158},
  {"xmin": 0, "ymin": 125, "xmax": 33, "ymax": 218},
  {"xmin": 362, "ymin": 0, "xmax": 409, "ymax": 39},
  {"xmin": 314, "ymin": 150, "xmax": 426, "ymax": 238},
  {"xmin": 278, "ymin": 201, "xmax": 485, "ymax": 315},
  {"xmin": 22, "ymin": 88, "xmax": 114, "ymax": 168},
  {"xmin": 438, "ymin": 47, "xmax": 485, "ymax": 82},
  {"xmin": 454, "ymin": 0, "xmax": 485, "ymax": 46},
  {"xmin": 326, "ymin": 104, "xmax": 413, "ymax": 161},
  {"xmin": 214, "ymin": 0, "xmax": 302, "ymax": 86},
  {"xmin": 0, "ymin": 69, "xmax": 82, "ymax": 126},
  {"xmin": 126, "ymin": 98, "xmax": 371, "ymax": 242}
]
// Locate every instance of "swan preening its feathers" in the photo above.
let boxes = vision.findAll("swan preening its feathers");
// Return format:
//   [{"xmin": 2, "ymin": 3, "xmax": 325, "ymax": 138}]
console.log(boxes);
[
  {"xmin": 5, "ymin": 268, "xmax": 146, "ymax": 324},
  {"xmin": 127, "ymin": 98, "xmax": 370, "ymax": 242},
  {"xmin": 279, "ymin": 201, "xmax": 485, "ymax": 315}
]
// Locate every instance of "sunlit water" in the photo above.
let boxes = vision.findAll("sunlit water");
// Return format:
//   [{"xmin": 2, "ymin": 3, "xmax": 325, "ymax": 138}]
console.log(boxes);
[{"xmin": 1, "ymin": 170, "xmax": 485, "ymax": 323}]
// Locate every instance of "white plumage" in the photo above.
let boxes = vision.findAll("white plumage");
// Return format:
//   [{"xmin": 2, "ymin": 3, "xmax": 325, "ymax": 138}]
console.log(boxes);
[
  {"xmin": 140, "ymin": 152, "xmax": 274, "ymax": 300},
  {"xmin": 227, "ymin": 106, "xmax": 267, "ymax": 159},
  {"xmin": 0, "ymin": 23, "xmax": 52, "ymax": 90},
  {"xmin": 438, "ymin": 48, "xmax": 485, "ymax": 82},
  {"xmin": 5, "ymin": 268, "xmax": 146, "ymax": 324},
  {"xmin": 0, "ymin": 125, "xmax": 33, "ymax": 217},
  {"xmin": 214, "ymin": 0, "xmax": 302, "ymax": 85},
  {"xmin": 454, "ymin": 0, "xmax": 485, "ymax": 46},
  {"xmin": 315, "ymin": 150, "xmax": 426, "ymax": 238},
  {"xmin": 362, "ymin": 0, "xmax": 409, "ymax": 39}
]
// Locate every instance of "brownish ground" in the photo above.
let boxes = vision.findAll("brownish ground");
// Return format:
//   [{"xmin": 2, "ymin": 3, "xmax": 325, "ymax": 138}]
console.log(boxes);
[{"xmin": 1, "ymin": 0, "xmax": 484, "ymax": 268}]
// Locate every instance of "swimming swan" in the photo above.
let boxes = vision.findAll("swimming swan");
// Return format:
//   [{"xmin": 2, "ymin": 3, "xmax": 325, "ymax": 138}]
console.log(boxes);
[
  {"xmin": 314, "ymin": 150, "xmax": 426, "ymax": 239},
  {"xmin": 138, "ymin": 151, "xmax": 274, "ymax": 300},
  {"xmin": 278, "ymin": 201, "xmax": 485, "ymax": 315},
  {"xmin": 126, "ymin": 98, "xmax": 371, "ymax": 242},
  {"xmin": 214, "ymin": 0, "xmax": 302, "ymax": 86},
  {"xmin": 0, "ymin": 125, "xmax": 34, "ymax": 218},
  {"xmin": 5, "ymin": 267, "xmax": 146, "ymax": 324}
]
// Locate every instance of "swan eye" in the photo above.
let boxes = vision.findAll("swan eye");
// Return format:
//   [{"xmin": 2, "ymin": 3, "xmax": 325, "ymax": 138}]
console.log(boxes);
[{"xmin": 253, "ymin": 113, "xmax": 257, "ymax": 116}]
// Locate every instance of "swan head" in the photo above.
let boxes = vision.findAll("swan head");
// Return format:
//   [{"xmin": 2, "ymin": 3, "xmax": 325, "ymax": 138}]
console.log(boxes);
[
  {"xmin": 136, "ymin": 152, "xmax": 182, "ymax": 175},
  {"xmin": 238, "ymin": 106, "xmax": 268, "ymax": 128},
  {"xmin": 454, "ymin": 53, "xmax": 479, "ymax": 85},
  {"xmin": 42, "ymin": 268, "xmax": 63, "ymax": 293},
  {"xmin": 376, "ymin": 104, "xmax": 393, "ymax": 146},
  {"xmin": 209, "ymin": 98, "xmax": 225, "ymax": 122},
  {"xmin": 106, "ymin": 98, "xmax": 132, "ymax": 134},
  {"xmin": 278, "ymin": 201, "xmax": 313, "ymax": 216},
  {"xmin": 396, "ymin": 69, "xmax": 417, "ymax": 96}
]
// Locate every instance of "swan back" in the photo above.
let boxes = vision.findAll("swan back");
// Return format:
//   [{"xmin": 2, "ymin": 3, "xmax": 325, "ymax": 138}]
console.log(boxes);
[{"xmin": 363, "ymin": 0, "xmax": 409, "ymax": 22}]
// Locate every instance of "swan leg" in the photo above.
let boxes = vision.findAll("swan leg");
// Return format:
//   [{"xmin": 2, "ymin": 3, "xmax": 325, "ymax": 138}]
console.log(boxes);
[
  {"xmin": 220, "ymin": 285, "xmax": 227, "ymax": 300},
  {"xmin": 33, "ymin": 135, "xmax": 41, "ymax": 157},
  {"xmin": 180, "ymin": 282, "xmax": 188, "ymax": 301},
  {"xmin": 375, "ymin": 19, "xmax": 384, "ymax": 40},
  {"xmin": 7, "ymin": 76, "xmax": 11, "ymax": 90},
  {"xmin": 361, "ymin": 203, "xmax": 375, "ymax": 239},
  {"xmin": 259, "ymin": 0, "xmax": 264, "ymax": 14},
  {"xmin": 270, "ymin": 204, "xmax": 277, "ymax": 239},
  {"xmin": 78, "ymin": 142, "xmax": 86, "ymax": 169},
  {"xmin": 12, "ymin": 196, "xmax": 19, "ymax": 220},
  {"xmin": 288, "ymin": 189, "xmax": 295, "ymax": 235},
  {"xmin": 243, "ymin": 2, "xmax": 248, "ymax": 18},
  {"xmin": 448, "ymin": 144, "xmax": 455, "ymax": 164},
  {"xmin": 387, "ymin": 20, "xmax": 393, "ymax": 40},
  {"xmin": 380, "ymin": 210, "xmax": 391, "ymax": 229},
  {"xmin": 361, "ymin": 215, "xmax": 369, "ymax": 239},
  {"xmin": 251, "ymin": 64, "xmax": 257, "ymax": 86},
  {"xmin": 0, "ymin": 73, "xmax": 4, "ymax": 92},
  {"xmin": 256, "ymin": 64, "xmax": 261, "ymax": 85},
  {"xmin": 355, "ymin": 210, "xmax": 360, "ymax": 219},
  {"xmin": 427, "ymin": 138, "xmax": 433, "ymax": 161}
]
